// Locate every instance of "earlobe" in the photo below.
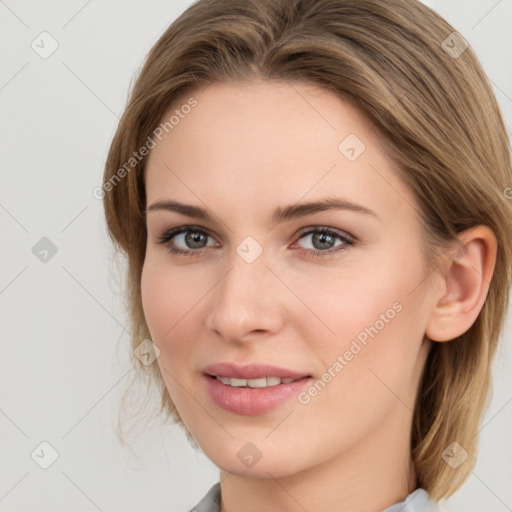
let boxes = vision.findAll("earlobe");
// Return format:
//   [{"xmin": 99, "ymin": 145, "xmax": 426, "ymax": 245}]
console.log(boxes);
[{"xmin": 425, "ymin": 225, "xmax": 497, "ymax": 343}]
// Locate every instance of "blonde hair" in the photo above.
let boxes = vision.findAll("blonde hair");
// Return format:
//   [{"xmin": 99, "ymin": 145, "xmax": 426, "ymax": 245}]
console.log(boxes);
[{"xmin": 102, "ymin": 0, "xmax": 512, "ymax": 500}]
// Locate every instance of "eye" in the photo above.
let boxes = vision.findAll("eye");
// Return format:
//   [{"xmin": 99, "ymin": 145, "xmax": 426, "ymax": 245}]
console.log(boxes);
[
  {"xmin": 157, "ymin": 226, "xmax": 219, "ymax": 257},
  {"xmin": 293, "ymin": 227, "xmax": 355, "ymax": 258}
]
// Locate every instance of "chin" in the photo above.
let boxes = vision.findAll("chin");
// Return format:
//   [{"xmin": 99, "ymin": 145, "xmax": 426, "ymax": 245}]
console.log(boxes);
[{"xmin": 207, "ymin": 448, "xmax": 308, "ymax": 479}]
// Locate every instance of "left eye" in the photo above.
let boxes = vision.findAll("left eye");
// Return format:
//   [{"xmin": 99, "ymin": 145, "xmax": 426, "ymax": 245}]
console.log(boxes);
[
  {"xmin": 157, "ymin": 226, "xmax": 355, "ymax": 258},
  {"xmin": 294, "ymin": 228, "xmax": 354, "ymax": 256}
]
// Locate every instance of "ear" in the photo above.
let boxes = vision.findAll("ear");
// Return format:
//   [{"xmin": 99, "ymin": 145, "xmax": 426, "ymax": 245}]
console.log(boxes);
[{"xmin": 425, "ymin": 225, "xmax": 498, "ymax": 342}]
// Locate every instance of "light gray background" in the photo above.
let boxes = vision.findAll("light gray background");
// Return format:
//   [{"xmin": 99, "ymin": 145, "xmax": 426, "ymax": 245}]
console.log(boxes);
[{"xmin": 1, "ymin": 1, "xmax": 511, "ymax": 511}]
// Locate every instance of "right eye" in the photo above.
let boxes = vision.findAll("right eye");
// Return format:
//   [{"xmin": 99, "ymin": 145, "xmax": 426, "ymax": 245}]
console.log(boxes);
[{"xmin": 157, "ymin": 226, "xmax": 219, "ymax": 256}]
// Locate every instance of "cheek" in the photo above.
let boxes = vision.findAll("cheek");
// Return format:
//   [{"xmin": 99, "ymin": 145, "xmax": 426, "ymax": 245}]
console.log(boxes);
[
  {"xmin": 301, "ymin": 244, "xmax": 428, "ymax": 385},
  {"xmin": 140, "ymin": 256, "xmax": 221, "ymax": 388},
  {"xmin": 141, "ymin": 261, "xmax": 172, "ymax": 339},
  {"xmin": 141, "ymin": 259, "xmax": 192, "ymax": 383},
  {"xmin": 140, "ymin": 259, "xmax": 200, "ymax": 404},
  {"xmin": 292, "ymin": 254, "xmax": 417, "ymax": 346},
  {"xmin": 141, "ymin": 257, "xmax": 202, "ymax": 340}
]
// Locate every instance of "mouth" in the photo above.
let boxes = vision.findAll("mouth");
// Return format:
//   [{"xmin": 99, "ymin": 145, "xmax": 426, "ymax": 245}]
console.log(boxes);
[
  {"xmin": 201, "ymin": 364, "xmax": 314, "ymax": 415},
  {"xmin": 205, "ymin": 374, "xmax": 309, "ymax": 388}
]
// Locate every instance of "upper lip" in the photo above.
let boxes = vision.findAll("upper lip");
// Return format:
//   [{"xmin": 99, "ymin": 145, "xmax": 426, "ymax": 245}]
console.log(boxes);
[{"xmin": 202, "ymin": 362, "xmax": 311, "ymax": 380}]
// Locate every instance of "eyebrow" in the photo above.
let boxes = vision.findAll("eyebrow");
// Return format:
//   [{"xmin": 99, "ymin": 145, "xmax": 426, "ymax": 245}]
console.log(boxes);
[{"xmin": 146, "ymin": 197, "xmax": 378, "ymax": 224}]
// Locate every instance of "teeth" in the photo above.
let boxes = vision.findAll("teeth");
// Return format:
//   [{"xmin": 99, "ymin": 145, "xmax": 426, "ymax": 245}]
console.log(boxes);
[
  {"xmin": 215, "ymin": 376, "xmax": 300, "ymax": 388},
  {"xmin": 246, "ymin": 377, "xmax": 268, "ymax": 388},
  {"xmin": 228, "ymin": 377, "xmax": 248, "ymax": 387}
]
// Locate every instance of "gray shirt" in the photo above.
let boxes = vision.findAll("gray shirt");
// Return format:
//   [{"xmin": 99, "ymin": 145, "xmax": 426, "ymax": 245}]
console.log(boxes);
[{"xmin": 190, "ymin": 482, "xmax": 441, "ymax": 511}]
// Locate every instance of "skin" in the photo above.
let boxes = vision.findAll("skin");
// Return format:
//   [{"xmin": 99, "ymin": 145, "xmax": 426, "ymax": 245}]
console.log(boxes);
[{"xmin": 141, "ymin": 79, "xmax": 497, "ymax": 512}]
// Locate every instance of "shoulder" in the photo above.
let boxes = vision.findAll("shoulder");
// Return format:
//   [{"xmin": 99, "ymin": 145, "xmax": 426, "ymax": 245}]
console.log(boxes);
[
  {"xmin": 188, "ymin": 482, "xmax": 221, "ymax": 512},
  {"xmin": 383, "ymin": 488, "xmax": 441, "ymax": 512},
  {"xmin": 187, "ymin": 484, "xmax": 441, "ymax": 512}
]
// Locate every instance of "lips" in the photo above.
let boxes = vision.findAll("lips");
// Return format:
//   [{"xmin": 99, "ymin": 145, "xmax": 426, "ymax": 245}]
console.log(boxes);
[
  {"xmin": 201, "ymin": 362, "xmax": 313, "ymax": 415},
  {"xmin": 202, "ymin": 362, "xmax": 311, "ymax": 380}
]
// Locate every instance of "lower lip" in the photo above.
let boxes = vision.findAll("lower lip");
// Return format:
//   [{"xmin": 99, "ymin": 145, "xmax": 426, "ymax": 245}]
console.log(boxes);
[{"xmin": 203, "ymin": 374, "xmax": 313, "ymax": 415}]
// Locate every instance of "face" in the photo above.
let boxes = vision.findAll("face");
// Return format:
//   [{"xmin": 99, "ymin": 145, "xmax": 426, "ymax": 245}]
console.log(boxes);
[{"xmin": 141, "ymin": 79, "xmax": 435, "ymax": 480}]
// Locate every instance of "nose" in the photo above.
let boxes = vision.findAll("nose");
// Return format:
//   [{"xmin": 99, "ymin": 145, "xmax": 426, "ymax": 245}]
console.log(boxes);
[{"xmin": 205, "ymin": 247, "xmax": 286, "ymax": 344}]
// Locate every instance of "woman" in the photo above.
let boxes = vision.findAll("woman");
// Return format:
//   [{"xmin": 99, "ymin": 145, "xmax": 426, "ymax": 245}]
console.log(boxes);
[{"xmin": 101, "ymin": 0, "xmax": 512, "ymax": 510}]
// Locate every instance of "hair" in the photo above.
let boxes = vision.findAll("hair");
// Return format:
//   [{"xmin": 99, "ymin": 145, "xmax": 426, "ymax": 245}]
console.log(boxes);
[{"xmin": 102, "ymin": 0, "xmax": 512, "ymax": 501}]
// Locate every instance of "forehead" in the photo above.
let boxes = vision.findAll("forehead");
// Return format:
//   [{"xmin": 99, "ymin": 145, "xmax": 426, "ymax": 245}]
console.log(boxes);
[{"xmin": 144, "ymin": 80, "xmax": 416, "ymax": 225}]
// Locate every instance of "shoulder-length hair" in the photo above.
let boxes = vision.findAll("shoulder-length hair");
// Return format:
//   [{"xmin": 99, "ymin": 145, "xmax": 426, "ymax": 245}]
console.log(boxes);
[{"xmin": 102, "ymin": 0, "xmax": 512, "ymax": 500}]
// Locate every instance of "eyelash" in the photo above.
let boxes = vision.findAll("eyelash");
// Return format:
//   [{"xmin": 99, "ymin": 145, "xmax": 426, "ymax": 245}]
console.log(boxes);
[{"xmin": 157, "ymin": 226, "xmax": 355, "ymax": 258}]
